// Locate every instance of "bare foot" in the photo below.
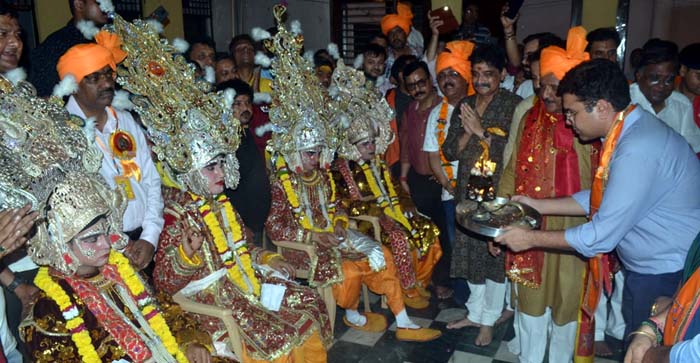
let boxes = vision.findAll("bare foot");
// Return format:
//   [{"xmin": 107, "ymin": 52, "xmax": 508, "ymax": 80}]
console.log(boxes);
[
  {"xmin": 446, "ymin": 317, "xmax": 481, "ymax": 329},
  {"xmin": 594, "ymin": 340, "xmax": 614, "ymax": 357},
  {"xmin": 475, "ymin": 325, "xmax": 493, "ymax": 346},
  {"xmin": 495, "ymin": 309, "xmax": 514, "ymax": 325}
]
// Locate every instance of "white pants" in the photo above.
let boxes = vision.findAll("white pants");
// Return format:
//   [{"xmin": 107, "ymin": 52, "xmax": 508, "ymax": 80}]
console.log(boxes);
[
  {"xmin": 466, "ymin": 279, "xmax": 506, "ymax": 326},
  {"xmin": 516, "ymin": 308, "xmax": 577, "ymax": 363},
  {"xmin": 594, "ymin": 270, "xmax": 626, "ymax": 341}
]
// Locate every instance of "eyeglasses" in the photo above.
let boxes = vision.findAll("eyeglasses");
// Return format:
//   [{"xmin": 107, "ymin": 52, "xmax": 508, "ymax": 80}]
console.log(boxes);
[
  {"xmin": 83, "ymin": 69, "xmax": 116, "ymax": 85},
  {"xmin": 437, "ymin": 70, "xmax": 461, "ymax": 81},
  {"xmin": 564, "ymin": 109, "xmax": 578, "ymax": 121},
  {"xmin": 406, "ymin": 78, "xmax": 428, "ymax": 91}
]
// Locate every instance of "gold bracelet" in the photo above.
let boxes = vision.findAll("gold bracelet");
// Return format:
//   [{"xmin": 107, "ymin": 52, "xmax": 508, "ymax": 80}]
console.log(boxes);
[
  {"xmin": 651, "ymin": 302, "xmax": 659, "ymax": 316},
  {"xmin": 177, "ymin": 245, "xmax": 202, "ymax": 267},
  {"xmin": 628, "ymin": 330, "xmax": 658, "ymax": 345}
]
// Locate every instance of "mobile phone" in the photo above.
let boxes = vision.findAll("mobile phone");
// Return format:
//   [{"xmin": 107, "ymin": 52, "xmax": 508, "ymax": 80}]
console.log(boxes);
[
  {"xmin": 429, "ymin": 6, "xmax": 459, "ymax": 35},
  {"xmin": 504, "ymin": 0, "xmax": 524, "ymax": 19},
  {"xmin": 147, "ymin": 5, "xmax": 169, "ymax": 24}
]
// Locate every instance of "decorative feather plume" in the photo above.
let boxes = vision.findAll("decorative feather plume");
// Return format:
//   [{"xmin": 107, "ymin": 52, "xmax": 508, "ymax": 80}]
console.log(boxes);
[
  {"xmin": 327, "ymin": 43, "xmax": 340, "ymax": 60},
  {"xmin": 255, "ymin": 122, "xmax": 275, "ymax": 137},
  {"xmin": 83, "ymin": 117, "xmax": 96, "ymax": 143},
  {"xmin": 145, "ymin": 19, "xmax": 164, "ymax": 34},
  {"xmin": 223, "ymin": 88, "xmax": 237, "ymax": 109},
  {"xmin": 111, "ymin": 90, "xmax": 134, "ymax": 110},
  {"xmin": 253, "ymin": 92, "xmax": 272, "ymax": 104},
  {"xmin": 96, "ymin": 0, "xmax": 114, "ymax": 13},
  {"xmin": 328, "ymin": 85, "xmax": 339, "ymax": 98},
  {"xmin": 338, "ymin": 114, "xmax": 350, "ymax": 129},
  {"xmin": 290, "ymin": 20, "xmax": 302, "ymax": 35},
  {"xmin": 76, "ymin": 20, "xmax": 99, "ymax": 40},
  {"xmin": 172, "ymin": 38, "xmax": 189, "ymax": 54},
  {"xmin": 353, "ymin": 54, "xmax": 364, "ymax": 69},
  {"xmin": 52, "ymin": 75, "xmax": 78, "ymax": 98},
  {"xmin": 4, "ymin": 67, "xmax": 26, "ymax": 85},
  {"xmin": 255, "ymin": 51, "xmax": 271, "ymax": 68},
  {"xmin": 204, "ymin": 66, "xmax": 215, "ymax": 84},
  {"xmin": 251, "ymin": 27, "xmax": 272, "ymax": 41},
  {"xmin": 303, "ymin": 50, "xmax": 314, "ymax": 64}
]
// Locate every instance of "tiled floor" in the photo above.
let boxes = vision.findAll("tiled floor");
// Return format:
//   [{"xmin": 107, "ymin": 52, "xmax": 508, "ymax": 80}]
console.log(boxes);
[{"xmin": 326, "ymin": 290, "xmax": 625, "ymax": 363}]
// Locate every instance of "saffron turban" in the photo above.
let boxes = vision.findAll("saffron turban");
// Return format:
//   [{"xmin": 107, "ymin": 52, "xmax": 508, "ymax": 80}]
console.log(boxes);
[
  {"xmin": 381, "ymin": 3, "xmax": 413, "ymax": 36},
  {"xmin": 540, "ymin": 26, "xmax": 590, "ymax": 80},
  {"xmin": 57, "ymin": 31, "xmax": 127, "ymax": 83},
  {"xmin": 436, "ymin": 40, "xmax": 476, "ymax": 95}
]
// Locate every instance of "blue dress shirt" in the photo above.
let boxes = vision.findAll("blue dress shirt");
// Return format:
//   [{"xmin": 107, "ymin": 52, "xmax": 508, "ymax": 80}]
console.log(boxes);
[{"xmin": 565, "ymin": 107, "xmax": 700, "ymax": 274}]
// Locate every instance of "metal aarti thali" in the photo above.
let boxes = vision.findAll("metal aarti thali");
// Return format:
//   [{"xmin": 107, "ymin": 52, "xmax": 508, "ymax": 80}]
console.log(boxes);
[{"xmin": 456, "ymin": 197, "xmax": 542, "ymax": 238}]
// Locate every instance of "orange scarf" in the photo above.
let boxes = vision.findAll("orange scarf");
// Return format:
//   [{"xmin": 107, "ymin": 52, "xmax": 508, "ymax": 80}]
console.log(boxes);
[
  {"xmin": 436, "ymin": 98, "xmax": 456, "ymax": 189},
  {"xmin": 574, "ymin": 105, "xmax": 635, "ymax": 362}
]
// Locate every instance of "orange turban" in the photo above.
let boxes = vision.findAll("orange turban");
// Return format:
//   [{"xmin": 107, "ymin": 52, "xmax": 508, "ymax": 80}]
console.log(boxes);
[
  {"xmin": 381, "ymin": 3, "xmax": 413, "ymax": 36},
  {"xmin": 540, "ymin": 26, "xmax": 590, "ymax": 80},
  {"xmin": 436, "ymin": 40, "xmax": 476, "ymax": 95},
  {"xmin": 57, "ymin": 31, "xmax": 127, "ymax": 83}
]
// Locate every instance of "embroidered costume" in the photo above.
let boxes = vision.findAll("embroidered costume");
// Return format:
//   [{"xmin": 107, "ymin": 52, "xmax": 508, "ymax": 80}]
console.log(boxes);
[{"xmin": 109, "ymin": 13, "xmax": 332, "ymax": 362}]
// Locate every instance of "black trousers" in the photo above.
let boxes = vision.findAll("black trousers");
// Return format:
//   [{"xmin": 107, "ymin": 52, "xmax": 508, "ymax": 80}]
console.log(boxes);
[{"xmin": 407, "ymin": 168, "xmax": 451, "ymax": 287}]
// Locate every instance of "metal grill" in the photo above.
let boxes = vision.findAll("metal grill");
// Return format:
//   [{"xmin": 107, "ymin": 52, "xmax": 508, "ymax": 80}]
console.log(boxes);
[
  {"xmin": 4, "ymin": 0, "xmax": 32, "ymax": 11},
  {"xmin": 182, "ymin": 0, "xmax": 212, "ymax": 16},
  {"xmin": 115, "ymin": 0, "xmax": 142, "ymax": 21},
  {"xmin": 341, "ymin": 2, "xmax": 386, "ymax": 63}
]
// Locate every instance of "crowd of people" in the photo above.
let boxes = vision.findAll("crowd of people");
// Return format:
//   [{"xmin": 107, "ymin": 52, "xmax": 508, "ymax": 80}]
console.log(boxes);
[{"xmin": 0, "ymin": 0, "xmax": 699, "ymax": 362}]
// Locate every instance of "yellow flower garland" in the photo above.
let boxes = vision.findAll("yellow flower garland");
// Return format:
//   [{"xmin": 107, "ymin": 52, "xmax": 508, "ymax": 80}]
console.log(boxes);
[
  {"xmin": 360, "ymin": 157, "xmax": 418, "ymax": 238},
  {"xmin": 191, "ymin": 193, "xmax": 261, "ymax": 296},
  {"xmin": 34, "ymin": 252, "xmax": 189, "ymax": 363},
  {"xmin": 275, "ymin": 156, "xmax": 336, "ymax": 233},
  {"xmin": 109, "ymin": 251, "xmax": 189, "ymax": 363},
  {"xmin": 436, "ymin": 98, "xmax": 456, "ymax": 189},
  {"xmin": 34, "ymin": 267, "xmax": 101, "ymax": 363}
]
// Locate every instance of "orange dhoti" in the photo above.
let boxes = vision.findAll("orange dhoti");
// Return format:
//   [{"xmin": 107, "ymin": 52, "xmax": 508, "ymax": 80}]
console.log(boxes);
[
  {"xmin": 414, "ymin": 241, "xmax": 442, "ymax": 289},
  {"xmin": 240, "ymin": 331, "xmax": 327, "ymax": 363},
  {"xmin": 332, "ymin": 246, "xmax": 405, "ymax": 314}
]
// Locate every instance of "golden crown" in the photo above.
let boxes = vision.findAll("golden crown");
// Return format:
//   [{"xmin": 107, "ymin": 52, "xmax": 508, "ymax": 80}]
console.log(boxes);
[
  {"xmin": 264, "ymin": 5, "xmax": 345, "ymax": 169},
  {"xmin": 331, "ymin": 61, "xmax": 395, "ymax": 161},
  {"xmin": 109, "ymin": 14, "xmax": 241, "ymax": 188},
  {"xmin": 0, "ymin": 75, "xmax": 102, "ymax": 210}
]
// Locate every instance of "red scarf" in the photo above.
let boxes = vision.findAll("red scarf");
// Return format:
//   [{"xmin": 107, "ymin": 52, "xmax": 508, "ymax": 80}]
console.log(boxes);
[
  {"xmin": 66, "ymin": 265, "xmax": 153, "ymax": 362},
  {"xmin": 506, "ymin": 98, "xmax": 582, "ymax": 287}
]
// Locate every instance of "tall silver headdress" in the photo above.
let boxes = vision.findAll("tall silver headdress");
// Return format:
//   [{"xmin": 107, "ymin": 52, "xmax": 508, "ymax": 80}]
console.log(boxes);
[
  {"xmin": 332, "ymin": 60, "xmax": 395, "ymax": 162},
  {"xmin": 0, "ymin": 75, "xmax": 128, "ymax": 275},
  {"xmin": 108, "ymin": 14, "xmax": 241, "ymax": 196},
  {"xmin": 264, "ymin": 5, "xmax": 346, "ymax": 171}
]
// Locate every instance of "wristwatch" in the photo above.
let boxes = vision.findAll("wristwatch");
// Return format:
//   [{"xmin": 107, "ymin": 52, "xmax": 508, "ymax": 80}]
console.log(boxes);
[
  {"xmin": 482, "ymin": 130, "xmax": 491, "ymax": 139},
  {"xmin": 6, "ymin": 276, "xmax": 27, "ymax": 293}
]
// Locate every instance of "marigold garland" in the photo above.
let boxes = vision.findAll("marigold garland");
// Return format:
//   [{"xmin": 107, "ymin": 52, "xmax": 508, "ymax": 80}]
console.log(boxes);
[
  {"xmin": 190, "ymin": 193, "xmax": 261, "ymax": 296},
  {"xmin": 436, "ymin": 98, "xmax": 456, "ymax": 189},
  {"xmin": 109, "ymin": 251, "xmax": 189, "ymax": 363},
  {"xmin": 34, "ymin": 252, "xmax": 189, "ymax": 363},
  {"xmin": 360, "ymin": 156, "xmax": 418, "ymax": 239},
  {"xmin": 275, "ymin": 156, "xmax": 336, "ymax": 232},
  {"xmin": 34, "ymin": 267, "xmax": 101, "ymax": 363}
]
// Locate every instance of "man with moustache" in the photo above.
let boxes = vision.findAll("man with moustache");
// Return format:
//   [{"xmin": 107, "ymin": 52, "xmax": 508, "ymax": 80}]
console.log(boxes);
[
  {"xmin": 0, "ymin": 2, "xmax": 21, "ymax": 76},
  {"xmin": 58, "ymin": 31, "xmax": 164, "ymax": 272},
  {"xmin": 586, "ymin": 27, "xmax": 620, "ymax": 63},
  {"xmin": 29, "ymin": 0, "xmax": 110, "ymax": 97},
  {"xmin": 217, "ymin": 79, "xmax": 271, "ymax": 247},
  {"xmin": 187, "ymin": 37, "xmax": 216, "ymax": 70},
  {"xmin": 215, "ymin": 57, "xmax": 237, "ymax": 85},
  {"xmin": 630, "ymin": 40, "xmax": 700, "ymax": 154},
  {"xmin": 496, "ymin": 27, "xmax": 594, "ymax": 363},
  {"xmin": 399, "ymin": 60, "xmax": 452, "ymax": 299},
  {"xmin": 422, "ymin": 40, "xmax": 474, "ymax": 307},
  {"xmin": 384, "ymin": 54, "xmax": 417, "ymax": 176},
  {"xmin": 441, "ymin": 43, "xmax": 521, "ymax": 346}
]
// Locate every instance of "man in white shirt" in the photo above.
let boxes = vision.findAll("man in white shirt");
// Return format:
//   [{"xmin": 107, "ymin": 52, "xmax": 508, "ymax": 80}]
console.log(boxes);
[
  {"xmin": 630, "ymin": 40, "xmax": 700, "ymax": 153},
  {"xmin": 57, "ymin": 31, "xmax": 164, "ymax": 270}
]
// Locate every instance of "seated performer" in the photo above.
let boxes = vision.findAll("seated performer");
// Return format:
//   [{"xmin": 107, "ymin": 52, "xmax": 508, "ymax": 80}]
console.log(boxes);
[
  {"xmin": 263, "ymin": 5, "xmax": 441, "ymax": 342},
  {"xmin": 332, "ymin": 61, "xmax": 442, "ymax": 309},
  {"xmin": 21, "ymin": 173, "xmax": 218, "ymax": 363},
  {"xmin": 108, "ymin": 14, "xmax": 332, "ymax": 362}
]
